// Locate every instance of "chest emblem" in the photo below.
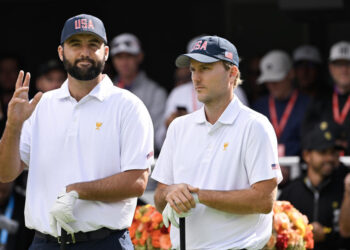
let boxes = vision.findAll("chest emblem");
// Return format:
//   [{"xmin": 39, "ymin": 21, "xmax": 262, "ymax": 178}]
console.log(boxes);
[
  {"xmin": 96, "ymin": 122, "xmax": 103, "ymax": 130},
  {"xmin": 223, "ymin": 142, "xmax": 229, "ymax": 151}
]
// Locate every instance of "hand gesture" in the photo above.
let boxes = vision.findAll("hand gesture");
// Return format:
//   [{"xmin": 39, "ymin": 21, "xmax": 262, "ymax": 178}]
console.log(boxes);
[{"xmin": 7, "ymin": 71, "xmax": 42, "ymax": 128}]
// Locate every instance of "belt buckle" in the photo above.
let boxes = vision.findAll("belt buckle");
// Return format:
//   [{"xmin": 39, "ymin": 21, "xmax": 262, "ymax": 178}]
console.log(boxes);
[{"xmin": 57, "ymin": 233, "xmax": 76, "ymax": 244}]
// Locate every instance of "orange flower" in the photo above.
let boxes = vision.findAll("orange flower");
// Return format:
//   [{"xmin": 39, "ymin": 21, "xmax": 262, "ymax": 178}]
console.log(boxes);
[{"xmin": 160, "ymin": 234, "xmax": 172, "ymax": 249}]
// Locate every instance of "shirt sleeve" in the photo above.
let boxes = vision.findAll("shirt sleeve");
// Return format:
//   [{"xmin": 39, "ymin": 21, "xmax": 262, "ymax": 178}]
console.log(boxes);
[
  {"xmin": 19, "ymin": 112, "xmax": 35, "ymax": 167},
  {"xmin": 151, "ymin": 119, "xmax": 177, "ymax": 185},
  {"xmin": 243, "ymin": 116, "xmax": 283, "ymax": 185},
  {"xmin": 120, "ymin": 98, "xmax": 154, "ymax": 172}
]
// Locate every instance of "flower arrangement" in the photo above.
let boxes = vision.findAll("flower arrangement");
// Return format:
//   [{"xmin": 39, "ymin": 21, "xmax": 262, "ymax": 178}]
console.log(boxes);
[
  {"xmin": 129, "ymin": 204, "xmax": 172, "ymax": 250},
  {"xmin": 264, "ymin": 201, "xmax": 314, "ymax": 250},
  {"xmin": 130, "ymin": 201, "xmax": 313, "ymax": 250}
]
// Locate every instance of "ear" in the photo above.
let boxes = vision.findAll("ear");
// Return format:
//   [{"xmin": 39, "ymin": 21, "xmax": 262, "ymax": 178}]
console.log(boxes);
[
  {"xmin": 229, "ymin": 65, "xmax": 239, "ymax": 84},
  {"xmin": 136, "ymin": 52, "xmax": 144, "ymax": 64},
  {"xmin": 104, "ymin": 45, "xmax": 109, "ymax": 61},
  {"xmin": 58, "ymin": 45, "xmax": 64, "ymax": 62},
  {"xmin": 302, "ymin": 150, "xmax": 311, "ymax": 164}
]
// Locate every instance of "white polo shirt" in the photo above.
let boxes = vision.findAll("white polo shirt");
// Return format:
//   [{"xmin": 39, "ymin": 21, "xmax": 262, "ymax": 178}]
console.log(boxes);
[
  {"xmin": 152, "ymin": 96, "xmax": 282, "ymax": 250},
  {"xmin": 20, "ymin": 75, "xmax": 154, "ymax": 235}
]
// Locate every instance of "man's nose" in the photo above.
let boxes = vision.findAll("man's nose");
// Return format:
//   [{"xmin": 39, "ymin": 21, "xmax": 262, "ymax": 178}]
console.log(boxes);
[{"xmin": 192, "ymin": 71, "xmax": 200, "ymax": 83}]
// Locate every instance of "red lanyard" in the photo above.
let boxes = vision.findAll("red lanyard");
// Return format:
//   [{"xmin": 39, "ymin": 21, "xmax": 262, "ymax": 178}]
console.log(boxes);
[
  {"xmin": 269, "ymin": 90, "xmax": 299, "ymax": 140},
  {"xmin": 333, "ymin": 91, "xmax": 350, "ymax": 125}
]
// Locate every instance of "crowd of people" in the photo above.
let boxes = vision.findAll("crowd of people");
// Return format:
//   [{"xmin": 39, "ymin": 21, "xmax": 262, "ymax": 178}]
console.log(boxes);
[{"xmin": 0, "ymin": 13, "xmax": 349, "ymax": 250}]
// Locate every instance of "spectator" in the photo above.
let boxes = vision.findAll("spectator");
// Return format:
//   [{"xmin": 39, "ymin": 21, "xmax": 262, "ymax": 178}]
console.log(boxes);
[
  {"xmin": 302, "ymin": 41, "xmax": 350, "ymax": 155},
  {"xmin": 340, "ymin": 173, "xmax": 350, "ymax": 239},
  {"xmin": 293, "ymin": 45, "xmax": 330, "ymax": 97},
  {"xmin": 253, "ymin": 50, "xmax": 309, "ymax": 157},
  {"xmin": 110, "ymin": 33, "xmax": 167, "ymax": 154},
  {"xmin": 279, "ymin": 121, "xmax": 350, "ymax": 250},
  {"xmin": 35, "ymin": 59, "xmax": 66, "ymax": 93},
  {"xmin": 0, "ymin": 55, "xmax": 20, "ymax": 136},
  {"xmin": 240, "ymin": 55, "xmax": 267, "ymax": 104},
  {"xmin": 0, "ymin": 181, "xmax": 34, "ymax": 250}
]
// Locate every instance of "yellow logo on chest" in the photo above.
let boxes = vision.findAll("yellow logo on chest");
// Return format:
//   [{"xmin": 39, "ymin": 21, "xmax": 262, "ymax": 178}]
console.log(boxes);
[
  {"xmin": 96, "ymin": 122, "xmax": 103, "ymax": 130},
  {"xmin": 223, "ymin": 142, "xmax": 229, "ymax": 151}
]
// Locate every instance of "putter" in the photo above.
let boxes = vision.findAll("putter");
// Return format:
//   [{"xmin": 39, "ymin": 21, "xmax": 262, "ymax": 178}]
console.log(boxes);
[
  {"xmin": 60, "ymin": 228, "xmax": 67, "ymax": 250},
  {"xmin": 179, "ymin": 217, "xmax": 186, "ymax": 250}
]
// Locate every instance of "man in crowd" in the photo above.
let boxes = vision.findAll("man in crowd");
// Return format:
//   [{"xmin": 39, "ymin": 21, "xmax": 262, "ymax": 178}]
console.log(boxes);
[
  {"xmin": 109, "ymin": 33, "xmax": 167, "ymax": 153},
  {"xmin": 0, "ymin": 14, "xmax": 154, "ymax": 249},
  {"xmin": 0, "ymin": 181, "xmax": 34, "ymax": 250},
  {"xmin": 302, "ymin": 41, "xmax": 350, "ymax": 155},
  {"xmin": 293, "ymin": 45, "xmax": 330, "ymax": 97},
  {"xmin": 0, "ymin": 55, "xmax": 21, "ymax": 136},
  {"xmin": 152, "ymin": 35, "xmax": 282, "ymax": 249},
  {"xmin": 253, "ymin": 50, "xmax": 310, "ymax": 157},
  {"xmin": 279, "ymin": 121, "xmax": 350, "ymax": 250},
  {"xmin": 35, "ymin": 59, "xmax": 66, "ymax": 93}
]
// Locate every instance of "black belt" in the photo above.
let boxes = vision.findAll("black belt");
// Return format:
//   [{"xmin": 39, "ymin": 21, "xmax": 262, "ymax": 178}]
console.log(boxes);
[{"xmin": 35, "ymin": 227, "xmax": 125, "ymax": 244}]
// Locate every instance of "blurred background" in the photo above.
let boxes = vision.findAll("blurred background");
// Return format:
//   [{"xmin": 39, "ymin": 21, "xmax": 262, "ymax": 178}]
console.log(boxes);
[{"xmin": 1, "ymin": 0, "xmax": 350, "ymax": 92}]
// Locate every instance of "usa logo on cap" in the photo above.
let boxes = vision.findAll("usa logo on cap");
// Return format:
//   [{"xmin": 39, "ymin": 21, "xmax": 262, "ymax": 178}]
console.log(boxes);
[{"xmin": 74, "ymin": 18, "xmax": 95, "ymax": 30}]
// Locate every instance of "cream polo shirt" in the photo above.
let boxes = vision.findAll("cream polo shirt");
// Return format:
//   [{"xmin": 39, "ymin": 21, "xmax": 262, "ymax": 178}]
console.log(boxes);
[
  {"xmin": 20, "ymin": 75, "xmax": 154, "ymax": 235},
  {"xmin": 152, "ymin": 96, "xmax": 282, "ymax": 250}
]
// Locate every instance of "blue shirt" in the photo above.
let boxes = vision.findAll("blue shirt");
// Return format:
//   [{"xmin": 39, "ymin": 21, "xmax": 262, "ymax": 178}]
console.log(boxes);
[{"xmin": 252, "ymin": 92, "xmax": 310, "ymax": 156}]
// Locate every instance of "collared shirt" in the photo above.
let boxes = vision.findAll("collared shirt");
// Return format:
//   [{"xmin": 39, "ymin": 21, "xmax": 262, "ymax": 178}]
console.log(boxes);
[
  {"xmin": 152, "ymin": 97, "xmax": 282, "ymax": 250},
  {"xmin": 20, "ymin": 75, "xmax": 154, "ymax": 235}
]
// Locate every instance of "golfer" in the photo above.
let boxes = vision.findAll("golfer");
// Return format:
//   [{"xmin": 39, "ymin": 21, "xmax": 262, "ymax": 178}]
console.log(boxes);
[
  {"xmin": 152, "ymin": 35, "xmax": 283, "ymax": 250},
  {"xmin": 0, "ymin": 14, "xmax": 153, "ymax": 249}
]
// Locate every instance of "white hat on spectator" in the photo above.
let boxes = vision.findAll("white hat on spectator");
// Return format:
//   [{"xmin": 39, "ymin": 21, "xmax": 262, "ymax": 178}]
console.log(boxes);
[
  {"xmin": 293, "ymin": 45, "xmax": 322, "ymax": 63},
  {"xmin": 329, "ymin": 41, "xmax": 350, "ymax": 62},
  {"xmin": 110, "ymin": 33, "xmax": 141, "ymax": 56},
  {"xmin": 257, "ymin": 50, "xmax": 292, "ymax": 84}
]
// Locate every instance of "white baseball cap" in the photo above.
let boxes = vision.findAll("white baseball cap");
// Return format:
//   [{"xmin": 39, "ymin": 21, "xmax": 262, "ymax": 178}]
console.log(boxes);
[
  {"xmin": 110, "ymin": 33, "xmax": 141, "ymax": 56},
  {"xmin": 293, "ymin": 45, "xmax": 322, "ymax": 63},
  {"xmin": 329, "ymin": 41, "xmax": 350, "ymax": 62},
  {"xmin": 257, "ymin": 50, "xmax": 292, "ymax": 84}
]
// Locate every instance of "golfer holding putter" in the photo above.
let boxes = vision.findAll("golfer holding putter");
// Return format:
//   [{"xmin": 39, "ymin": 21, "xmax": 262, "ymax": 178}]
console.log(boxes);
[
  {"xmin": 0, "ymin": 14, "xmax": 153, "ymax": 249},
  {"xmin": 152, "ymin": 35, "xmax": 283, "ymax": 250}
]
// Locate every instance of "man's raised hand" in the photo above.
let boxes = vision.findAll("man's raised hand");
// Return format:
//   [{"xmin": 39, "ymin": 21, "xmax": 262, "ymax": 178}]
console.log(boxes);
[{"xmin": 7, "ymin": 71, "xmax": 42, "ymax": 127}]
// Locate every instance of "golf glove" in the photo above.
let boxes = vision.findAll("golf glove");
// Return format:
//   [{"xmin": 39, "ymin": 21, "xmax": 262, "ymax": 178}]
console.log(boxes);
[
  {"xmin": 49, "ymin": 189, "xmax": 79, "ymax": 237},
  {"xmin": 162, "ymin": 203, "xmax": 190, "ymax": 228},
  {"xmin": 162, "ymin": 194, "xmax": 199, "ymax": 228}
]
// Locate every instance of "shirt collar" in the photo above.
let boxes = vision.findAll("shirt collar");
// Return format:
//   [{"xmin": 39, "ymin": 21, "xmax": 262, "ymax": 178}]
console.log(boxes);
[
  {"xmin": 55, "ymin": 74, "xmax": 113, "ymax": 102},
  {"xmin": 194, "ymin": 96, "xmax": 241, "ymax": 125}
]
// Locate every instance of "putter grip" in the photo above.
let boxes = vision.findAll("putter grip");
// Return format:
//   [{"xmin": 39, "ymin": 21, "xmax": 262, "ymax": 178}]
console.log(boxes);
[
  {"xmin": 179, "ymin": 217, "xmax": 186, "ymax": 250},
  {"xmin": 60, "ymin": 228, "xmax": 67, "ymax": 250}
]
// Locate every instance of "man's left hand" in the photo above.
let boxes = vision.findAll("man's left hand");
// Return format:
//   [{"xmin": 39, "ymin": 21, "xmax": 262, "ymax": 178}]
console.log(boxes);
[
  {"xmin": 162, "ymin": 203, "xmax": 191, "ymax": 228},
  {"xmin": 49, "ymin": 189, "xmax": 79, "ymax": 237}
]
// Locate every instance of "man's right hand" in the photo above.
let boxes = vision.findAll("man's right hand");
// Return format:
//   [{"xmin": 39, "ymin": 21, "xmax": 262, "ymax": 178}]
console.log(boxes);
[{"xmin": 6, "ymin": 71, "xmax": 42, "ymax": 128}]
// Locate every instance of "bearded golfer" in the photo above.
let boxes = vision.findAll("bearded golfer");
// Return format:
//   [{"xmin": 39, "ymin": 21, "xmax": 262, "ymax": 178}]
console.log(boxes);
[
  {"xmin": 0, "ymin": 14, "xmax": 154, "ymax": 249},
  {"xmin": 152, "ymin": 35, "xmax": 283, "ymax": 250}
]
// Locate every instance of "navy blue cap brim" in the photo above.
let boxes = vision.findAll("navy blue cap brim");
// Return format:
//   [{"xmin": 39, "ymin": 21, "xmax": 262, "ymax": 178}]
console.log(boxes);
[
  {"xmin": 61, "ymin": 31, "xmax": 107, "ymax": 45},
  {"xmin": 175, "ymin": 53, "xmax": 219, "ymax": 67}
]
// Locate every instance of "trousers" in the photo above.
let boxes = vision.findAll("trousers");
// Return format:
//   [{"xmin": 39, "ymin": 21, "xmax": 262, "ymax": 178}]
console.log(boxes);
[{"xmin": 28, "ymin": 229, "xmax": 133, "ymax": 250}]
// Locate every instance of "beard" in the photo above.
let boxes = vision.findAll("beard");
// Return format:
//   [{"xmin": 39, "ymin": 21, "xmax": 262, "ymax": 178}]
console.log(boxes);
[{"xmin": 62, "ymin": 54, "xmax": 105, "ymax": 81}]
